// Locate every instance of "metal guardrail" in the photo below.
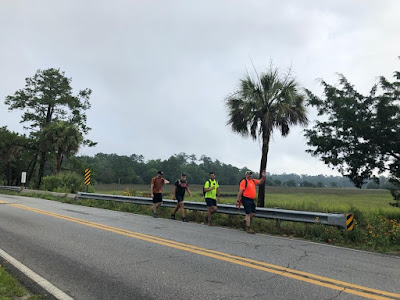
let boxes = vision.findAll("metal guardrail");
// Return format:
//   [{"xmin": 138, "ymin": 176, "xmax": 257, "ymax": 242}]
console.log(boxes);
[
  {"xmin": 76, "ymin": 192, "xmax": 353, "ymax": 230},
  {"xmin": 0, "ymin": 186, "xmax": 21, "ymax": 192}
]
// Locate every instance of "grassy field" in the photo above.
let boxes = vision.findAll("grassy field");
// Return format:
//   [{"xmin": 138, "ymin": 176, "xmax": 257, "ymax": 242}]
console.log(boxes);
[{"xmin": 94, "ymin": 184, "xmax": 397, "ymax": 214}]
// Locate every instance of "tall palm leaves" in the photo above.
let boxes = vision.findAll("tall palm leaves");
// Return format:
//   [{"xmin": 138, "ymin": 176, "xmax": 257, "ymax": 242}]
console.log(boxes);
[{"xmin": 226, "ymin": 67, "xmax": 308, "ymax": 207}]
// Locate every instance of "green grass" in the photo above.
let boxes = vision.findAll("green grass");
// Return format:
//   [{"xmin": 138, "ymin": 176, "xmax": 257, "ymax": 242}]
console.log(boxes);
[
  {"xmin": 95, "ymin": 184, "xmax": 398, "ymax": 214},
  {"xmin": 0, "ymin": 265, "xmax": 42, "ymax": 300}
]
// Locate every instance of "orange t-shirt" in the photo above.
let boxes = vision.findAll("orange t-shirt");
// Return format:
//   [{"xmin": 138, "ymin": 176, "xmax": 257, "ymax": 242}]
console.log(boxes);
[
  {"xmin": 239, "ymin": 179, "xmax": 260, "ymax": 199},
  {"xmin": 151, "ymin": 177, "xmax": 164, "ymax": 193}
]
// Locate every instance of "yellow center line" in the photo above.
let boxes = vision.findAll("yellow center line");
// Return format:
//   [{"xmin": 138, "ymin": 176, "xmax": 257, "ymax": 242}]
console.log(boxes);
[{"xmin": 5, "ymin": 202, "xmax": 400, "ymax": 300}]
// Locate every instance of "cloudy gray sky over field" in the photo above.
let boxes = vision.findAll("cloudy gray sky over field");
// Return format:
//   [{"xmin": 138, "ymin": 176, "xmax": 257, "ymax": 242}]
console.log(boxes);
[{"xmin": 1, "ymin": 0, "xmax": 399, "ymax": 176}]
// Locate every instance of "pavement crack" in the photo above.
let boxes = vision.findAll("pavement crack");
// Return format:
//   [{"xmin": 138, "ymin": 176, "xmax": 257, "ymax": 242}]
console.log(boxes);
[
  {"xmin": 296, "ymin": 250, "xmax": 309, "ymax": 263},
  {"xmin": 205, "ymin": 279, "xmax": 225, "ymax": 284},
  {"xmin": 63, "ymin": 209, "xmax": 90, "ymax": 215},
  {"xmin": 327, "ymin": 290, "xmax": 343, "ymax": 300}
]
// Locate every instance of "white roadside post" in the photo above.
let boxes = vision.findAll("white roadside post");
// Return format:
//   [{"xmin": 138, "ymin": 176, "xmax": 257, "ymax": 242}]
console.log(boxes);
[{"xmin": 21, "ymin": 172, "xmax": 27, "ymax": 190}]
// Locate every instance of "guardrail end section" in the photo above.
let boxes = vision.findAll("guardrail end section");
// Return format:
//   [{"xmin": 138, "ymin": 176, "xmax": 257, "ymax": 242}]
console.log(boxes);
[{"xmin": 346, "ymin": 213, "xmax": 354, "ymax": 231}]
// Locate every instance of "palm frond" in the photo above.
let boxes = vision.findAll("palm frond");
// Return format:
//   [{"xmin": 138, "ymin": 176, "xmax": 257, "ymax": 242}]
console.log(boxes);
[{"xmin": 226, "ymin": 65, "xmax": 308, "ymax": 140}]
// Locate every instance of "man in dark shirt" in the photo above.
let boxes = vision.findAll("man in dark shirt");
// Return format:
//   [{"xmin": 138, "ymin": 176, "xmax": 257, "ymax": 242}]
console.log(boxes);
[{"xmin": 171, "ymin": 173, "xmax": 192, "ymax": 222}]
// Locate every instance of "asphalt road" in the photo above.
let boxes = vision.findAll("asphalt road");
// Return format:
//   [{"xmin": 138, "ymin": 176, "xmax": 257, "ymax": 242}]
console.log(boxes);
[{"xmin": 0, "ymin": 194, "xmax": 399, "ymax": 300}]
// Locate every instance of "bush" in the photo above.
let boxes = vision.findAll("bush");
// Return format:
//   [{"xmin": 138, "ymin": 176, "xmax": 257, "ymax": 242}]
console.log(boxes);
[{"xmin": 41, "ymin": 172, "xmax": 90, "ymax": 193}]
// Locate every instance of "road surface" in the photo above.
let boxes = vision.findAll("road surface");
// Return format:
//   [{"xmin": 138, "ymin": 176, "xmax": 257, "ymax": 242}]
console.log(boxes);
[{"xmin": 0, "ymin": 194, "xmax": 399, "ymax": 299}]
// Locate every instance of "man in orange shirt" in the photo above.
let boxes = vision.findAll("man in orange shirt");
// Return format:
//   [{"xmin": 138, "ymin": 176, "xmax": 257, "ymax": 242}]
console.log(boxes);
[
  {"xmin": 150, "ymin": 171, "xmax": 170, "ymax": 218},
  {"xmin": 235, "ymin": 170, "xmax": 266, "ymax": 234}
]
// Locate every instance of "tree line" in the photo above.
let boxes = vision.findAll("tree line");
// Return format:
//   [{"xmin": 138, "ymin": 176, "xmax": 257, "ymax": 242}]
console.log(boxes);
[{"xmin": 74, "ymin": 152, "xmax": 395, "ymax": 189}]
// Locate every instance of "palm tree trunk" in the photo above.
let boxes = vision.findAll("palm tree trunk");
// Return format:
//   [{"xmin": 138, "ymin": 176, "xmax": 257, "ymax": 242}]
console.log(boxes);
[
  {"xmin": 36, "ymin": 106, "xmax": 53, "ymax": 188},
  {"xmin": 6, "ymin": 162, "xmax": 11, "ymax": 186},
  {"xmin": 27, "ymin": 154, "xmax": 38, "ymax": 183},
  {"xmin": 36, "ymin": 151, "xmax": 46, "ymax": 188},
  {"xmin": 258, "ymin": 130, "xmax": 271, "ymax": 207},
  {"xmin": 56, "ymin": 152, "xmax": 63, "ymax": 174}
]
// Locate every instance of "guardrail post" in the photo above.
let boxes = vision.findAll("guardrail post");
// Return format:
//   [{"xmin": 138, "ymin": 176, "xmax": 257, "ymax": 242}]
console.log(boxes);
[{"xmin": 275, "ymin": 219, "xmax": 281, "ymax": 229}]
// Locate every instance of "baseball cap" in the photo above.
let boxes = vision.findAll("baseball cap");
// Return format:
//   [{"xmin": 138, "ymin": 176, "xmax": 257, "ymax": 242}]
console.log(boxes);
[
  {"xmin": 245, "ymin": 171, "xmax": 253, "ymax": 176},
  {"xmin": 157, "ymin": 171, "xmax": 163, "ymax": 175},
  {"xmin": 181, "ymin": 173, "xmax": 187, "ymax": 176}
]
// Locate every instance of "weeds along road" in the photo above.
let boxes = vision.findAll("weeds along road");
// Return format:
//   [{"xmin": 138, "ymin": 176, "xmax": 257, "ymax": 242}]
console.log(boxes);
[{"xmin": 0, "ymin": 194, "xmax": 399, "ymax": 300}]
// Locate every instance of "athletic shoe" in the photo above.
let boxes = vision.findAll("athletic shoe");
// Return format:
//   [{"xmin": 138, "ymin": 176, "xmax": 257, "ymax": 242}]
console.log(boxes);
[
  {"xmin": 246, "ymin": 227, "xmax": 255, "ymax": 234},
  {"xmin": 153, "ymin": 213, "xmax": 158, "ymax": 218},
  {"xmin": 171, "ymin": 214, "xmax": 176, "ymax": 220},
  {"xmin": 182, "ymin": 218, "xmax": 189, "ymax": 222}
]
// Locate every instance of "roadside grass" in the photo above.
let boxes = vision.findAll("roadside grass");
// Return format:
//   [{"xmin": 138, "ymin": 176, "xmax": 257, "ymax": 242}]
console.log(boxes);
[
  {"xmin": 0, "ymin": 264, "xmax": 42, "ymax": 300},
  {"xmin": 1, "ymin": 186, "xmax": 399, "ymax": 254}
]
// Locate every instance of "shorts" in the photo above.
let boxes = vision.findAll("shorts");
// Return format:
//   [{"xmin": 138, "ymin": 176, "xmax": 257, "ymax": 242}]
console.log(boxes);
[
  {"xmin": 176, "ymin": 194, "xmax": 184, "ymax": 202},
  {"xmin": 241, "ymin": 196, "xmax": 256, "ymax": 215},
  {"xmin": 205, "ymin": 198, "xmax": 217, "ymax": 207},
  {"xmin": 152, "ymin": 193, "xmax": 163, "ymax": 203}
]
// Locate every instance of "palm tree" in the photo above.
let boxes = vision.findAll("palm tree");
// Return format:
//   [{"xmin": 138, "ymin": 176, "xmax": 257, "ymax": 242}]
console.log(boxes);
[
  {"xmin": 41, "ymin": 121, "xmax": 83, "ymax": 174},
  {"xmin": 226, "ymin": 66, "xmax": 308, "ymax": 207}
]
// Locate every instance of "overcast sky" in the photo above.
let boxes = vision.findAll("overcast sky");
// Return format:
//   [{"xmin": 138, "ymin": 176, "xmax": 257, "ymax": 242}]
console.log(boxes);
[{"xmin": 1, "ymin": 1, "xmax": 399, "ymax": 176}]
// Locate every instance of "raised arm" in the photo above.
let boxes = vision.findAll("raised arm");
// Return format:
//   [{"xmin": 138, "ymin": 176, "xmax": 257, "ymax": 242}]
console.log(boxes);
[{"xmin": 257, "ymin": 170, "xmax": 266, "ymax": 185}]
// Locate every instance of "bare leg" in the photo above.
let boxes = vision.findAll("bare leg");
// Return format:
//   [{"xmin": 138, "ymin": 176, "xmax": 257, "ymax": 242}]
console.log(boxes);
[{"xmin": 179, "ymin": 202, "xmax": 185, "ymax": 218}]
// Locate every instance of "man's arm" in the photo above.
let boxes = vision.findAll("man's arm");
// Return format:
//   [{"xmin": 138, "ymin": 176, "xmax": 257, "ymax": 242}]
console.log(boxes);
[
  {"xmin": 204, "ymin": 181, "xmax": 215, "ymax": 192},
  {"xmin": 163, "ymin": 178, "xmax": 170, "ymax": 184},
  {"xmin": 257, "ymin": 170, "xmax": 266, "ymax": 185},
  {"xmin": 172, "ymin": 185, "xmax": 176, "ymax": 200},
  {"xmin": 186, "ymin": 187, "xmax": 192, "ymax": 197},
  {"xmin": 216, "ymin": 187, "xmax": 220, "ymax": 202},
  {"xmin": 150, "ymin": 179, "xmax": 154, "ymax": 198},
  {"xmin": 235, "ymin": 189, "xmax": 244, "ymax": 207}
]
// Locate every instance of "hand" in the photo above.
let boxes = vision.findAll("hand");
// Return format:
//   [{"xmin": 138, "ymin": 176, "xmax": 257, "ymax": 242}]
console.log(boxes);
[
  {"xmin": 217, "ymin": 196, "xmax": 220, "ymax": 203},
  {"xmin": 150, "ymin": 193, "xmax": 154, "ymax": 198},
  {"xmin": 189, "ymin": 194, "xmax": 192, "ymax": 198},
  {"xmin": 164, "ymin": 179, "xmax": 170, "ymax": 184},
  {"xmin": 261, "ymin": 170, "xmax": 266, "ymax": 177},
  {"xmin": 211, "ymin": 186, "xmax": 215, "ymax": 190}
]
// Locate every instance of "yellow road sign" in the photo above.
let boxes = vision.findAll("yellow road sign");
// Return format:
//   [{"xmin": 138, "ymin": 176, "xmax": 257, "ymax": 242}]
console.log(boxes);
[{"xmin": 84, "ymin": 169, "xmax": 91, "ymax": 186}]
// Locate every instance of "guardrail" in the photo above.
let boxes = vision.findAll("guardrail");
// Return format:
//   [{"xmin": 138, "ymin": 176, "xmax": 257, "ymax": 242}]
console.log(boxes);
[
  {"xmin": 0, "ymin": 186, "xmax": 21, "ymax": 192},
  {"xmin": 76, "ymin": 192, "xmax": 354, "ymax": 230}
]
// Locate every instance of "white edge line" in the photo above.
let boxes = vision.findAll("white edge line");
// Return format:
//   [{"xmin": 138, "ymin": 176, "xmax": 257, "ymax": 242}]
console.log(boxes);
[{"xmin": 0, "ymin": 248, "xmax": 74, "ymax": 300}]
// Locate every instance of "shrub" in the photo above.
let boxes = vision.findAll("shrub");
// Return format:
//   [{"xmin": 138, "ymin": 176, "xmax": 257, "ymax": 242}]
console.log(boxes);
[{"xmin": 41, "ymin": 172, "xmax": 90, "ymax": 193}]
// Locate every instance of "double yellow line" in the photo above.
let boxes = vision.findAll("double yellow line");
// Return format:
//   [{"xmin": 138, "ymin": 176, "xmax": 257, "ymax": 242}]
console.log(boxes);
[{"xmin": 3, "ymin": 201, "xmax": 400, "ymax": 300}]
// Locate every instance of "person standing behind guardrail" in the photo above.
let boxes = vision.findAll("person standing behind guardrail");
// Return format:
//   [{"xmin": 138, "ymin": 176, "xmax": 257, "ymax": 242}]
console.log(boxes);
[
  {"xmin": 150, "ymin": 171, "xmax": 170, "ymax": 218},
  {"xmin": 235, "ymin": 170, "xmax": 266, "ymax": 234},
  {"xmin": 171, "ymin": 173, "xmax": 192, "ymax": 222},
  {"xmin": 204, "ymin": 172, "xmax": 220, "ymax": 226}
]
